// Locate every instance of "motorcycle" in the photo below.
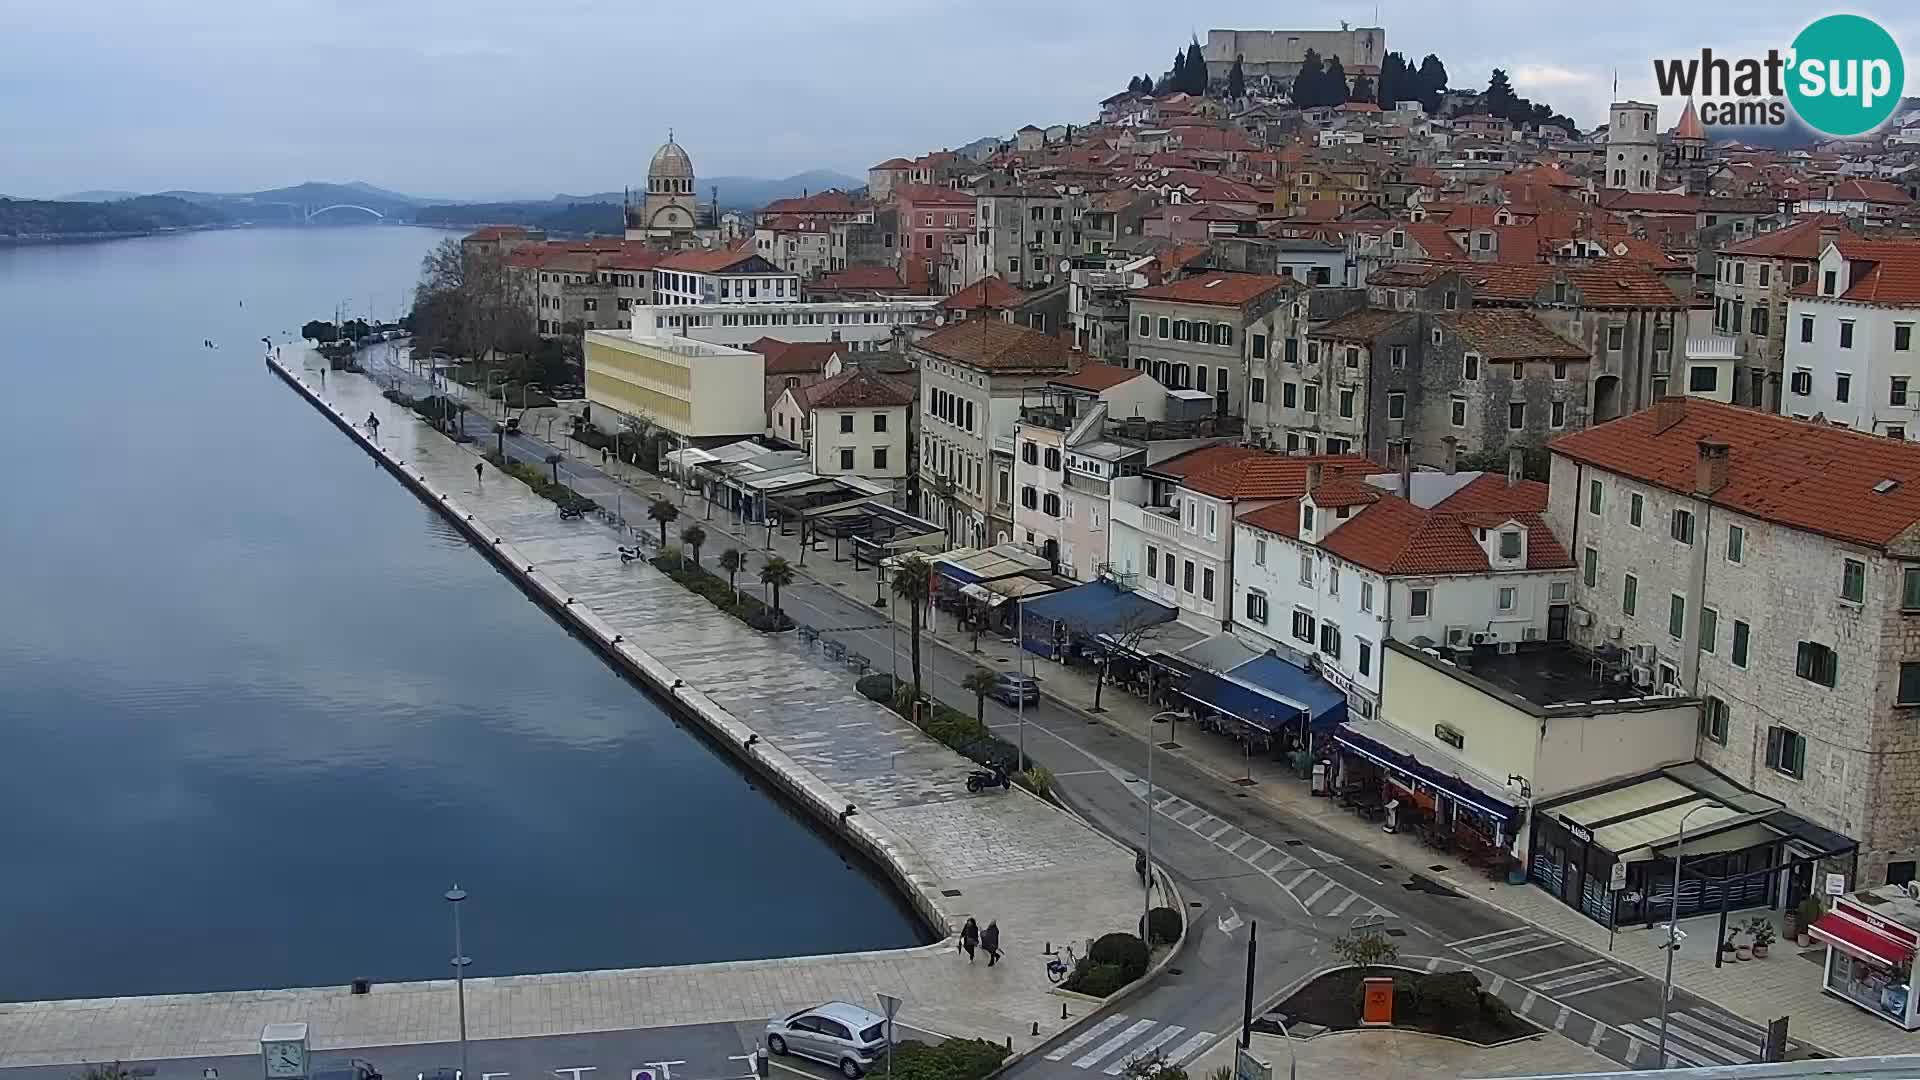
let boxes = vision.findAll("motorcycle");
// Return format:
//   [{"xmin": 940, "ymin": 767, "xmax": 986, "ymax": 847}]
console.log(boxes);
[
  {"xmin": 558, "ymin": 505, "xmax": 585, "ymax": 520},
  {"xmin": 618, "ymin": 545, "xmax": 643, "ymax": 564},
  {"xmin": 965, "ymin": 762, "xmax": 1010, "ymax": 793}
]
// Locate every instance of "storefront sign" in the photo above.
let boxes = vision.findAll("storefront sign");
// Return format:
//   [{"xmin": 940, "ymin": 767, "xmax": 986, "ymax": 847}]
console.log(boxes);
[
  {"xmin": 1610, "ymin": 861, "xmax": 1628, "ymax": 892},
  {"xmin": 1563, "ymin": 817, "xmax": 1593, "ymax": 844},
  {"xmin": 1827, "ymin": 873, "xmax": 1848, "ymax": 896},
  {"xmin": 1433, "ymin": 722, "xmax": 1465, "ymax": 749},
  {"xmin": 1361, "ymin": 977, "xmax": 1395, "ymax": 1026}
]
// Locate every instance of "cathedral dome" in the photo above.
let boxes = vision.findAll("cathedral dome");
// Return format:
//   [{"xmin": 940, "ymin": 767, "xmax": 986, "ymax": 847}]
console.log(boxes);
[{"xmin": 649, "ymin": 139, "xmax": 695, "ymax": 183}]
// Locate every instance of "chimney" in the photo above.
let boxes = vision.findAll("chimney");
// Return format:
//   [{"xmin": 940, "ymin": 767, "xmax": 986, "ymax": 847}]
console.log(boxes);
[
  {"xmin": 1818, "ymin": 224, "xmax": 1839, "ymax": 255},
  {"xmin": 1305, "ymin": 462, "xmax": 1323, "ymax": 493},
  {"xmin": 1507, "ymin": 447, "xmax": 1524, "ymax": 487},
  {"xmin": 1696, "ymin": 439, "xmax": 1731, "ymax": 496},
  {"xmin": 1442, "ymin": 435, "xmax": 1458, "ymax": 474},
  {"xmin": 1651, "ymin": 395, "xmax": 1687, "ymax": 434}
]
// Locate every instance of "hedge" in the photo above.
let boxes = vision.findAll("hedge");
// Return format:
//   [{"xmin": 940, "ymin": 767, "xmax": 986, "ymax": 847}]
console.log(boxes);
[
  {"xmin": 1062, "ymin": 961, "xmax": 1132, "ymax": 998},
  {"xmin": 887, "ymin": 1040, "xmax": 1007, "ymax": 1080},
  {"xmin": 484, "ymin": 451, "xmax": 596, "ymax": 512},
  {"xmin": 647, "ymin": 554, "xmax": 794, "ymax": 632},
  {"xmin": 1063, "ymin": 931, "xmax": 1150, "ymax": 997}
]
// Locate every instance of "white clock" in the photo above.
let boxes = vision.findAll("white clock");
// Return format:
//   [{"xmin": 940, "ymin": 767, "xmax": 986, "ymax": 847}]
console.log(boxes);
[{"xmin": 261, "ymin": 1022, "xmax": 310, "ymax": 1079}]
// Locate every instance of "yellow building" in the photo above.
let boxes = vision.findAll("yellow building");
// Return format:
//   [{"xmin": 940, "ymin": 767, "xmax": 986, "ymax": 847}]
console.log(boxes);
[{"xmin": 584, "ymin": 330, "xmax": 766, "ymax": 440}]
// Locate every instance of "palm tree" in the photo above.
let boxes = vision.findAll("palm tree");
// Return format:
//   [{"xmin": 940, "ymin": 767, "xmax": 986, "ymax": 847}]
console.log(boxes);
[
  {"xmin": 545, "ymin": 451, "xmax": 564, "ymax": 485},
  {"xmin": 963, "ymin": 667, "xmax": 998, "ymax": 727},
  {"xmin": 890, "ymin": 554, "xmax": 933, "ymax": 703},
  {"xmin": 681, "ymin": 524, "xmax": 707, "ymax": 566},
  {"xmin": 719, "ymin": 548, "xmax": 744, "ymax": 602},
  {"xmin": 759, "ymin": 555, "xmax": 796, "ymax": 617},
  {"xmin": 647, "ymin": 496, "xmax": 679, "ymax": 547}
]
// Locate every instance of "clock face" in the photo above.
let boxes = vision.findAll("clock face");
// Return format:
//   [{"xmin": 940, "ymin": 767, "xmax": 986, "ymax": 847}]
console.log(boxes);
[{"xmin": 264, "ymin": 1041, "xmax": 307, "ymax": 1077}]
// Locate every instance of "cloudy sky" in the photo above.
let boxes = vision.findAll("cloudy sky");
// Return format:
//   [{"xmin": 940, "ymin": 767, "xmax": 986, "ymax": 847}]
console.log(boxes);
[{"xmin": 4, "ymin": 0, "xmax": 1915, "ymax": 200}]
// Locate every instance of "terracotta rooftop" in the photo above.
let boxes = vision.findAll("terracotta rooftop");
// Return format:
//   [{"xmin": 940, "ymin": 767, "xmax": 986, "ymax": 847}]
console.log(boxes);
[
  {"xmin": 1311, "ymin": 309, "xmax": 1415, "ymax": 342},
  {"xmin": 465, "ymin": 225, "xmax": 534, "ymax": 241},
  {"xmin": 1816, "ymin": 179, "xmax": 1915, "ymax": 206},
  {"xmin": 1131, "ymin": 272, "xmax": 1295, "ymax": 307},
  {"xmin": 1437, "ymin": 311, "xmax": 1588, "ymax": 360},
  {"xmin": 940, "ymin": 275, "xmax": 1022, "ymax": 311},
  {"xmin": 1182, "ymin": 454, "xmax": 1375, "ymax": 500},
  {"xmin": 1722, "ymin": 215, "xmax": 1859, "ymax": 259},
  {"xmin": 749, "ymin": 338, "xmax": 843, "ymax": 375},
  {"xmin": 1455, "ymin": 261, "xmax": 1688, "ymax": 309},
  {"xmin": 816, "ymin": 265, "xmax": 907, "ymax": 291},
  {"xmin": 1550, "ymin": 397, "xmax": 1920, "ymax": 550},
  {"xmin": 914, "ymin": 318, "xmax": 1073, "ymax": 373},
  {"xmin": 1051, "ymin": 364, "xmax": 1146, "ymax": 393},
  {"xmin": 658, "ymin": 248, "xmax": 770, "ymax": 273},
  {"xmin": 796, "ymin": 368, "xmax": 916, "ymax": 411},
  {"xmin": 1312, "ymin": 493, "xmax": 1572, "ymax": 576},
  {"xmin": 1149, "ymin": 444, "xmax": 1261, "ymax": 481},
  {"xmin": 1823, "ymin": 239, "xmax": 1920, "ymax": 305}
]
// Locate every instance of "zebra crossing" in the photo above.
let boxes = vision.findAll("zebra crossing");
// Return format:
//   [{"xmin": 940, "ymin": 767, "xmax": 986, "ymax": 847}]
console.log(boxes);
[
  {"xmin": 1042, "ymin": 1014, "xmax": 1216, "ymax": 1073},
  {"xmin": 1144, "ymin": 789, "xmax": 1394, "ymax": 922},
  {"xmin": 1444, "ymin": 928, "xmax": 1645, "ymax": 998},
  {"xmin": 1618, "ymin": 1006, "xmax": 1775, "ymax": 1069}
]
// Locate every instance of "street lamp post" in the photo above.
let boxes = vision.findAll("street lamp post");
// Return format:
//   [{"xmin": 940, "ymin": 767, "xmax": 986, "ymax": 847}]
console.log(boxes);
[
  {"xmin": 445, "ymin": 885, "xmax": 471, "ymax": 1080},
  {"xmin": 1657, "ymin": 802, "xmax": 1722, "ymax": 1065},
  {"xmin": 1143, "ymin": 710, "xmax": 1184, "ymax": 931}
]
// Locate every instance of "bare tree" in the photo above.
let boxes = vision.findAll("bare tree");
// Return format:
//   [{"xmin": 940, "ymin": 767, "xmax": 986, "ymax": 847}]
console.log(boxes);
[
  {"xmin": 413, "ymin": 239, "xmax": 534, "ymax": 367},
  {"xmin": 1060, "ymin": 607, "xmax": 1166, "ymax": 712},
  {"xmin": 618, "ymin": 411, "xmax": 658, "ymax": 468}
]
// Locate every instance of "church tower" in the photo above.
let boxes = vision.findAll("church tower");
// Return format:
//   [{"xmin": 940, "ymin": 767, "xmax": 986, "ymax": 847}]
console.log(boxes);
[{"xmin": 1605, "ymin": 101, "xmax": 1658, "ymax": 193}]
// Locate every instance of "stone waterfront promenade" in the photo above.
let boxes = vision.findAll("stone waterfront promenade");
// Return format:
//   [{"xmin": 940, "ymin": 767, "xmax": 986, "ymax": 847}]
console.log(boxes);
[{"xmin": 0, "ymin": 352, "xmax": 1142, "ymax": 1068}]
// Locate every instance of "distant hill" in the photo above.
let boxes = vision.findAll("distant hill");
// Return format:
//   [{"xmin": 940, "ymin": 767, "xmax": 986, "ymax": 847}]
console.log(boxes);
[
  {"xmin": 57, "ymin": 189, "xmax": 142, "ymax": 203},
  {"xmin": 0, "ymin": 195, "xmax": 229, "ymax": 240},
  {"xmin": 414, "ymin": 200, "xmax": 624, "ymax": 234}
]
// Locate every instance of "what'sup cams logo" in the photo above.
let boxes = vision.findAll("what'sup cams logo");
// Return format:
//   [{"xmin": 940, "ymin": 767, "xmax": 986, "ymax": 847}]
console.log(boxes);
[{"xmin": 1652, "ymin": 14, "xmax": 1906, "ymax": 136}]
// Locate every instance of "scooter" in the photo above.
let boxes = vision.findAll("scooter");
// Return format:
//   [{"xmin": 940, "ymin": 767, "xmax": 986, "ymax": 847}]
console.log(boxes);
[
  {"xmin": 558, "ymin": 505, "xmax": 585, "ymax": 520},
  {"xmin": 965, "ymin": 762, "xmax": 1010, "ymax": 793},
  {"xmin": 618, "ymin": 545, "xmax": 643, "ymax": 564}
]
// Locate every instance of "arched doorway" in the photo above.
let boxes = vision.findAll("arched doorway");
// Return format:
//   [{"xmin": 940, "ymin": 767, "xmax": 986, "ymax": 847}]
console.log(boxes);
[
  {"xmin": 1042, "ymin": 537, "xmax": 1059, "ymax": 572},
  {"xmin": 1592, "ymin": 374, "xmax": 1622, "ymax": 422}
]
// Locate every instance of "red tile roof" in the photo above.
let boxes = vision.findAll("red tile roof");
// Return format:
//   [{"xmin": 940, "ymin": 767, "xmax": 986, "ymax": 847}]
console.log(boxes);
[
  {"xmin": 1183, "ymin": 454, "xmax": 1375, "ymax": 500},
  {"xmin": 872, "ymin": 157, "xmax": 915, "ymax": 170},
  {"xmin": 1239, "ymin": 499, "xmax": 1304, "ymax": 538},
  {"xmin": 1550, "ymin": 397, "xmax": 1920, "ymax": 550},
  {"xmin": 1722, "ymin": 215, "xmax": 1859, "ymax": 258},
  {"xmin": 1433, "ymin": 472, "xmax": 1553, "ymax": 514},
  {"xmin": 941, "ymin": 276, "xmax": 1022, "ymax": 311},
  {"xmin": 658, "ymin": 248, "xmax": 769, "ymax": 273},
  {"xmin": 465, "ymin": 225, "xmax": 534, "ymax": 241},
  {"xmin": 1815, "ymin": 179, "xmax": 1915, "ymax": 206},
  {"xmin": 892, "ymin": 184, "xmax": 977, "ymax": 206},
  {"xmin": 914, "ymin": 318, "xmax": 1073, "ymax": 372},
  {"xmin": 1052, "ymin": 364, "xmax": 1146, "ymax": 393},
  {"xmin": 797, "ymin": 368, "xmax": 916, "ymax": 410},
  {"xmin": 749, "ymin": 338, "xmax": 843, "ymax": 375},
  {"xmin": 1824, "ymin": 240, "xmax": 1920, "ymax": 305},
  {"xmin": 1130, "ymin": 271, "xmax": 1295, "ymax": 308},
  {"xmin": 1315, "ymin": 495, "xmax": 1573, "ymax": 575},
  {"xmin": 1312, "ymin": 309, "xmax": 1415, "ymax": 342},
  {"xmin": 815, "ymin": 265, "xmax": 907, "ymax": 291},
  {"xmin": 1599, "ymin": 191, "xmax": 1701, "ymax": 215},
  {"xmin": 1436, "ymin": 311, "xmax": 1588, "ymax": 360},
  {"xmin": 1453, "ymin": 261, "xmax": 1687, "ymax": 309},
  {"xmin": 1150, "ymin": 444, "xmax": 1262, "ymax": 481}
]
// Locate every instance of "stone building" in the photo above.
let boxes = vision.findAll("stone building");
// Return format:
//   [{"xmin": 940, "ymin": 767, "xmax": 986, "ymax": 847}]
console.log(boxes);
[
  {"xmin": 1126, "ymin": 272, "xmax": 1300, "ymax": 419},
  {"xmin": 1546, "ymin": 398, "xmax": 1920, "ymax": 886},
  {"xmin": 625, "ymin": 136, "xmax": 703, "ymax": 243},
  {"xmin": 1603, "ymin": 101, "xmax": 1659, "ymax": 194},
  {"xmin": 1713, "ymin": 215, "xmax": 1860, "ymax": 410}
]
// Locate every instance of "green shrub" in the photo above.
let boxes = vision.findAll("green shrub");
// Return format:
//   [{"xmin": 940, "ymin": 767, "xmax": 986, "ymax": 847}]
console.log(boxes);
[
  {"xmin": 888, "ymin": 1039, "xmax": 1006, "ymax": 1080},
  {"xmin": 1061, "ymin": 960, "xmax": 1132, "ymax": 998},
  {"xmin": 1016, "ymin": 764, "xmax": 1054, "ymax": 798},
  {"xmin": 1142, "ymin": 906, "xmax": 1183, "ymax": 945},
  {"xmin": 856, "ymin": 674, "xmax": 901, "ymax": 703},
  {"xmin": 1089, "ymin": 932, "xmax": 1150, "ymax": 980}
]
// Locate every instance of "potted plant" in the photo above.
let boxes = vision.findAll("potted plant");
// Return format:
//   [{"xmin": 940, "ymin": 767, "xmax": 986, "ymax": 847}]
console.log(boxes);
[
  {"xmin": 1797, "ymin": 897, "xmax": 1824, "ymax": 947},
  {"xmin": 1720, "ymin": 929, "xmax": 1740, "ymax": 962},
  {"xmin": 1747, "ymin": 917, "xmax": 1776, "ymax": 958}
]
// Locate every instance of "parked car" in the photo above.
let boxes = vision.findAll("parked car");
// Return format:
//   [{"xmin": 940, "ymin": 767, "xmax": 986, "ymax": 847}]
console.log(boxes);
[
  {"xmin": 766, "ymin": 1001, "xmax": 891, "ymax": 1078},
  {"xmin": 991, "ymin": 672, "xmax": 1040, "ymax": 706}
]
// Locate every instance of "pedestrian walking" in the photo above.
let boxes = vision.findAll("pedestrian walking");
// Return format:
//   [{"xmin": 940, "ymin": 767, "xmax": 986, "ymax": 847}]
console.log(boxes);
[
  {"xmin": 959, "ymin": 918, "xmax": 979, "ymax": 963},
  {"xmin": 475, "ymin": 462, "xmax": 484, "ymax": 484},
  {"xmin": 982, "ymin": 921, "xmax": 1001, "ymax": 967},
  {"xmin": 601, "ymin": 447, "xmax": 610, "ymax": 466}
]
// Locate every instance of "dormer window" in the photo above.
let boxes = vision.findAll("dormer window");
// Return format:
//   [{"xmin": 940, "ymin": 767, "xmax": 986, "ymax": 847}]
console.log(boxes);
[{"xmin": 1301, "ymin": 503, "xmax": 1316, "ymax": 534}]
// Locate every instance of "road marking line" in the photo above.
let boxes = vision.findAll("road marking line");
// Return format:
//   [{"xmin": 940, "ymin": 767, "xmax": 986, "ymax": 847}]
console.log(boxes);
[
  {"xmin": 1045, "ymin": 1015, "xmax": 1126, "ymax": 1061},
  {"xmin": 1263, "ymin": 852, "xmax": 1301, "ymax": 873},
  {"xmin": 1679, "ymin": 1008, "xmax": 1769, "ymax": 1047},
  {"xmin": 1247, "ymin": 842, "xmax": 1275, "ymax": 863},
  {"xmin": 1487, "ymin": 975, "xmax": 1508, "ymax": 997},
  {"xmin": 1469, "ymin": 940, "xmax": 1565, "ymax": 963},
  {"xmin": 1425, "ymin": 957, "xmax": 1442, "ymax": 972},
  {"xmin": 1447, "ymin": 928, "xmax": 1532, "ymax": 949},
  {"xmin": 1165, "ymin": 1032, "xmax": 1217, "ymax": 1067},
  {"xmin": 1460, "ymin": 933, "xmax": 1542, "ymax": 956},
  {"xmin": 1308, "ymin": 846, "xmax": 1343, "ymax": 864},
  {"xmin": 1623, "ymin": 1036, "xmax": 1644, "ymax": 1066},
  {"xmin": 1303, "ymin": 880, "xmax": 1337, "ymax": 908},
  {"xmin": 1074, "ymin": 1019, "xmax": 1156, "ymax": 1069},
  {"xmin": 1050, "ymin": 770, "xmax": 1105, "ymax": 778},
  {"xmin": 1558, "ymin": 975, "xmax": 1645, "ymax": 998},
  {"xmin": 1619, "ymin": 1023, "xmax": 1714, "ymax": 1068},
  {"xmin": 1586, "ymin": 1020, "xmax": 1607, "ymax": 1049},
  {"xmin": 1553, "ymin": 1006, "xmax": 1571, "ymax": 1033},
  {"xmin": 1669, "ymin": 1012, "xmax": 1761, "ymax": 1059},
  {"xmin": 1518, "ymin": 988, "xmax": 1538, "ymax": 1016},
  {"xmin": 1282, "ymin": 869, "xmax": 1315, "ymax": 890},
  {"xmin": 1534, "ymin": 967, "xmax": 1621, "ymax": 991},
  {"xmin": 1102, "ymin": 1026, "xmax": 1186, "ymax": 1075},
  {"xmin": 1204, "ymin": 822, "xmax": 1234, "ymax": 841},
  {"xmin": 1326, "ymin": 892, "xmax": 1361, "ymax": 918},
  {"xmin": 1529, "ymin": 958, "xmax": 1611, "ymax": 982},
  {"xmin": 1223, "ymin": 835, "xmax": 1252, "ymax": 854}
]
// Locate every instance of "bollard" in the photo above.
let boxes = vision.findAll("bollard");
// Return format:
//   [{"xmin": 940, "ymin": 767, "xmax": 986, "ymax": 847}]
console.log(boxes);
[
  {"xmin": 754, "ymin": 1051, "xmax": 768, "ymax": 1079},
  {"xmin": 1061, "ymin": 1002, "xmax": 1068, "ymax": 1020},
  {"xmin": 1031, "ymin": 1022, "xmax": 1039, "ymax": 1037},
  {"xmin": 1005, "ymin": 1037, "xmax": 1012, "ymax": 1053}
]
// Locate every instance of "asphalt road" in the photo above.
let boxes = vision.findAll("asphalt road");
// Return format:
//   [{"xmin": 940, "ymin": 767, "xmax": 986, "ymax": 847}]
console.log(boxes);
[{"xmin": 343, "ymin": 348, "xmax": 1802, "ymax": 1076}]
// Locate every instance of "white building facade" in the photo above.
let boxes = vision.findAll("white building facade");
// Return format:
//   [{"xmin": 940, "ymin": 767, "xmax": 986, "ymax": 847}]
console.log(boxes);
[
  {"xmin": 631, "ymin": 299, "xmax": 941, "ymax": 351},
  {"xmin": 1780, "ymin": 240, "xmax": 1920, "ymax": 440}
]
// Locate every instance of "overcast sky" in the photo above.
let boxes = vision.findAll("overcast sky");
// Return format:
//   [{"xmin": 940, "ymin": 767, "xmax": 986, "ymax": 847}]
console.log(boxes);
[{"xmin": 3, "ymin": 0, "xmax": 1915, "ymax": 200}]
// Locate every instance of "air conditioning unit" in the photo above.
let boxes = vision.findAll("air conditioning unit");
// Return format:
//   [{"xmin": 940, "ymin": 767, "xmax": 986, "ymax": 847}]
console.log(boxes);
[
  {"xmin": 1630, "ymin": 663, "xmax": 1654, "ymax": 689},
  {"xmin": 1574, "ymin": 607, "xmax": 1595, "ymax": 628},
  {"xmin": 1658, "ymin": 682, "xmax": 1684, "ymax": 697},
  {"xmin": 1471, "ymin": 631, "xmax": 1494, "ymax": 645},
  {"xmin": 1497, "ymin": 641, "xmax": 1518, "ymax": 654},
  {"xmin": 1524, "ymin": 627, "xmax": 1541, "ymax": 641},
  {"xmin": 1446, "ymin": 627, "xmax": 1470, "ymax": 646},
  {"xmin": 1606, "ymin": 624, "xmax": 1625, "ymax": 641}
]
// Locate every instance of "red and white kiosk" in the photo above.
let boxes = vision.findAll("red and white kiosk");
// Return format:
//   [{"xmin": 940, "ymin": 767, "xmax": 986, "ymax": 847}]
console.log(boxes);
[{"xmin": 1809, "ymin": 882, "xmax": 1920, "ymax": 1029}]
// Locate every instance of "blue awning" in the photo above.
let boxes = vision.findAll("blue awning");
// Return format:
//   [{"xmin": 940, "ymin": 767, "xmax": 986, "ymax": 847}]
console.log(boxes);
[
  {"xmin": 1331, "ymin": 718, "xmax": 1520, "ymax": 822},
  {"xmin": 1017, "ymin": 579, "xmax": 1177, "ymax": 637},
  {"xmin": 1179, "ymin": 654, "xmax": 1348, "ymax": 735}
]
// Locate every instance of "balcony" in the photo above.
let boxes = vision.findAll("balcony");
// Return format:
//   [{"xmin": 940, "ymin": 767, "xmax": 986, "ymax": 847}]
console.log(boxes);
[
  {"xmin": 1105, "ymin": 414, "xmax": 1245, "ymax": 442},
  {"xmin": 1020, "ymin": 404, "xmax": 1078, "ymax": 431},
  {"xmin": 1111, "ymin": 498, "xmax": 1183, "ymax": 541}
]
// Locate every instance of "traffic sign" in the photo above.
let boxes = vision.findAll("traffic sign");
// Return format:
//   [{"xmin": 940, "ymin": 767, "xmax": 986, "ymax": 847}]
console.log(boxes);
[
  {"xmin": 1609, "ymin": 861, "xmax": 1628, "ymax": 892},
  {"xmin": 876, "ymin": 992, "xmax": 902, "ymax": 1022}
]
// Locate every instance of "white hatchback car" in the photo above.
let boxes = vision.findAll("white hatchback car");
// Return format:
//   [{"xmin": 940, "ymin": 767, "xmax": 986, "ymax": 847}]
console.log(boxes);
[{"xmin": 765, "ymin": 1001, "xmax": 891, "ymax": 1078}]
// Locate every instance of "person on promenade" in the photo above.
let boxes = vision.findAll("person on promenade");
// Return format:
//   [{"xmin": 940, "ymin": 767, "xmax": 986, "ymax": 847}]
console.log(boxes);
[
  {"xmin": 960, "ymin": 918, "xmax": 979, "ymax": 963},
  {"xmin": 982, "ymin": 921, "xmax": 1001, "ymax": 966},
  {"xmin": 475, "ymin": 462, "xmax": 484, "ymax": 484}
]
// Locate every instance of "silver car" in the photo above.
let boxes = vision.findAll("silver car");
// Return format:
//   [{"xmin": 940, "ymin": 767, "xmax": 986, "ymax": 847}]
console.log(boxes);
[{"xmin": 766, "ymin": 1001, "xmax": 891, "ymax": 1078}]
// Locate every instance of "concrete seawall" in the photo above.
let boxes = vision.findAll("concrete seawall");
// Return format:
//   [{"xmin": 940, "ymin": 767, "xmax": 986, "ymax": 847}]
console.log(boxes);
[{"xmin": 265, "ymin": 357, "xmax": 951, "ymax": 939}]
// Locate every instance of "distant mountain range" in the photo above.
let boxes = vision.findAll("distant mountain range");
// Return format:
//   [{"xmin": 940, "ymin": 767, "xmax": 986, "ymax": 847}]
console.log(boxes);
[
  {"xmin": 34, "ymin": 172, "xmax": 864, "ymax": 237},
  {"xmin": 0, "ymin": 195, "xmax": 228, "ymax": 241}
]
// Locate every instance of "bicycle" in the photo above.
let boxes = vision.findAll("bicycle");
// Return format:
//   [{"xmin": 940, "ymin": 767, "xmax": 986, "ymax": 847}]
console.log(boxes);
[{"xmin": 1044, "ymin": 943, "xmax": 1077, "ymax": 984}]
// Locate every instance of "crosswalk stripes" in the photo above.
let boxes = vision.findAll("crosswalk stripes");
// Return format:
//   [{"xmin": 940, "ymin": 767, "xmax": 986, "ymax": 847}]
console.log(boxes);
[
  {"xmin": 1144, "ymin": 791, "xmax": 1394, "ymax": 922},
  {"xmin": 1043, "ymin": 1015, "xmax": 1217, "ymax": 1072},
  {"xmin": 1615, "ymin": 1007, "xmax": 1771, "ymax": 1069}
]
